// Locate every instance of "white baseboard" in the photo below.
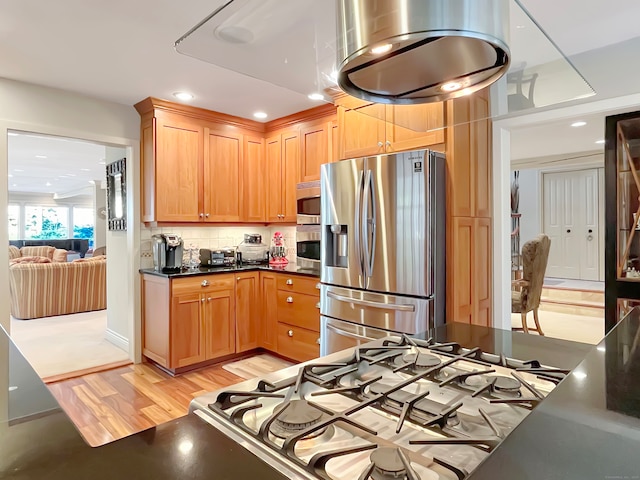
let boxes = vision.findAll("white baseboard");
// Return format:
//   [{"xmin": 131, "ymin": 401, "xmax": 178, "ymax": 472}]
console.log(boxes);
[{"xmin": 106, "ymin": 328, "xmax": 129, "ymax": 353}]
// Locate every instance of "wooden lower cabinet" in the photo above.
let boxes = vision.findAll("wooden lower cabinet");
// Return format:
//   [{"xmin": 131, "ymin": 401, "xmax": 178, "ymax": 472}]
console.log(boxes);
[
  {"xmin": 277, "ymin": 323, "xmax": 320, "ymax": 363},
  {"xmin": 235, "ymin": 272, "xmax": 260, "ymax": 352},
  {"xmin": 170, "ymin": 292, "xmax": 206, "ymax": 368},
  {"xmin": 203, "ymin": 288, "xmax": 236, "ymax": 359},
  {"xmin": 260, "ymin": 272, "xmax": 278, "ymax": 351}
]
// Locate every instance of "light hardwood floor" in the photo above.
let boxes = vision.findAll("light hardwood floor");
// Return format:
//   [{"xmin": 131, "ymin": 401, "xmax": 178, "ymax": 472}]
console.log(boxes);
[{"xmin": 48, "ymin": 362, "xmax": 243, "ymax": 447}]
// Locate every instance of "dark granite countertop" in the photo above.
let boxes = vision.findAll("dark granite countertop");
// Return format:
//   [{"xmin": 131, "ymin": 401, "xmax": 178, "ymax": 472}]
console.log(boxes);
[
  {"xmin": 140, "ymin": 262, "xmax": 320, "ymax": 279},
  {"xmin": 4, "ymin": 311, "xmax": 640, "ymax": 479}
]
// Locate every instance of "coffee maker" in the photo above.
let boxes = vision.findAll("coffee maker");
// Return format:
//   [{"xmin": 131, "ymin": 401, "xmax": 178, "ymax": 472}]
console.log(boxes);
[{"xmin": 151, "ymin": 234, "xmax": 184, "ymax": 273}]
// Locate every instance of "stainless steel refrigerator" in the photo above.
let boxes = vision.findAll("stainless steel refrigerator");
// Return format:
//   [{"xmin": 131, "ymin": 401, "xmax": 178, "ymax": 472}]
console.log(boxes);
[{"xmin": 320, "ymin": 149, "xmax": 445, "ymax": 355}]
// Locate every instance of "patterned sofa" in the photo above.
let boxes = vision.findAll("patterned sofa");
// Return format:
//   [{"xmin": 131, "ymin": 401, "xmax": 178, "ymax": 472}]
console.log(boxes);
[{"xmin": 8, "ymin": 247, "xmax": 106, "ymax": 319}]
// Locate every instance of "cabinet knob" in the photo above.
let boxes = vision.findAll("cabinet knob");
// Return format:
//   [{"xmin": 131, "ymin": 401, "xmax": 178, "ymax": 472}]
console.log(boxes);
[
  {"xmin": 316, "ymin": 337, "xmax": 321, "ymax": 345},
  {"xmin": 201, "ymin": 280, "xmax": 209, "ymax": 287},
  {"xmin": 205, "ymin": 213, "xmax": 210, "ymax": 218},
  {"xmin": 199, "ymin": 213, "xmax": 204, "ymax": 218},
  {"xmin": 201, "ymin": 298, "xmax": 205, "ymax": 303},
  {"xmin": 288, "ymin": 330, "xmax": 294, "ymax": 337},
  {"xmin": 315, "ymin": 302, "xmax": 320, "ymax": 309},
  {"xmin": 377, "ymin": 141, "xmax": 383, "ymax": 147},
  {"xmin": 237, "ymin": 277, "xmax": 241, "ymax": 281},
  {"xmin": 286, "ymin": 279, "xmax": 293, "ymax": 285},
  {"xmin": 207, "ymin": 297, "xmax": 212, "ymax": 302},
  {"xmin": 386, "ymin": 140, "xmax": 391, "ymax": 146},
  {"xmin": 315, "ymin": 282, "xmax": 321, "ymax": 289},
  {"xmin": 286, "ymin": 296, "xmax": 294, "ymax": 303}
]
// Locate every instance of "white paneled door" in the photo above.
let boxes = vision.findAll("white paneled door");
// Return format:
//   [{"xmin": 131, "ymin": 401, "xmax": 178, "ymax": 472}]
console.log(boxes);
[{"xmin": 543, "ymin": 169, "xmax": 600, "ymax": 281}]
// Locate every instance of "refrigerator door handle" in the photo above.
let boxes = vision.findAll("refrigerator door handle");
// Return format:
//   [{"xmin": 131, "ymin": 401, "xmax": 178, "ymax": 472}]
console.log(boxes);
[
  {"xmin": 362, "ymin": 169, "xmax": 376, "ymax": 279},
  {"xmin": 326, "ymin": 290, "xmax": 416, "ymax": 312},
  {"xmin": 354, "ymin": 169, "xmax": 365, "ymax": 279}
]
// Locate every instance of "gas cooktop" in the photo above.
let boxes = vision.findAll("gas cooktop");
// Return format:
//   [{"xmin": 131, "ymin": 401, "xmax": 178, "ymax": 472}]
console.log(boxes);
[{"xmin": 191, "ymin": 335, "xmax": 569, "ymax": 480}]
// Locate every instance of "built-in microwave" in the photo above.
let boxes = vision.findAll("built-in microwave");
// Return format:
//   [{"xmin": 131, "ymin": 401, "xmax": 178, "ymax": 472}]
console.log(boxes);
[
  {"xmin": 296, "ymin": 225, "xmax": 321, "ymax": 270},
  {"xmin": 296, "ymin": 181, "xmax": 320, "ymax": 225}
]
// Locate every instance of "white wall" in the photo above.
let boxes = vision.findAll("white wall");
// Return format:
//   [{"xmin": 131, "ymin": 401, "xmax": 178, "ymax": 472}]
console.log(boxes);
[
  {"xmin": 0, "ymin": 78, "xmax": 140, "ymax": 356},
  {"xmin": 515, "ymin": 169, "xmax": 542, "ymax": 247},
  {"xmin": 93, "ymin": 183, "xmax": 107, "ymax": 249}
]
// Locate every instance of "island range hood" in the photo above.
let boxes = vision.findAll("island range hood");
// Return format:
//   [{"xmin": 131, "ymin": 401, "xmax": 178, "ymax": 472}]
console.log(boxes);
[{"xmin": 336, "ymin": 0, "xmax": 511, "ymax": 104}]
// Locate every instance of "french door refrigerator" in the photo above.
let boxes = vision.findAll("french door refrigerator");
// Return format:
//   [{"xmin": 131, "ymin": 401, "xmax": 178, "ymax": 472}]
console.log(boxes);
[{"xmin": 320, "ymin": 149, "xmax": 445, "ymax": 355}]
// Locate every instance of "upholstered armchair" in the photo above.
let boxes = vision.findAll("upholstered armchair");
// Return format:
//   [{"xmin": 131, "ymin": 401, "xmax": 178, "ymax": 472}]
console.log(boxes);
[{"xmin": 511, "ymin": 234, "xmax": 551, "ymax": 335}]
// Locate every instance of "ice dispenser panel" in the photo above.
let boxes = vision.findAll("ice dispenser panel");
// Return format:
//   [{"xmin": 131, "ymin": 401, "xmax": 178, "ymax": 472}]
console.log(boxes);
[{"xmin": 325, "ymin": 224, "xmax": 348, "ymax": 268}]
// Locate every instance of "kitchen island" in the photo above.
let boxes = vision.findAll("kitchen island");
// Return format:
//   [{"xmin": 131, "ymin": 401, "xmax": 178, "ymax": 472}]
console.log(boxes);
[{"xmin": 2, "ymin": 314, "xmax": 639, "ymax": 479}]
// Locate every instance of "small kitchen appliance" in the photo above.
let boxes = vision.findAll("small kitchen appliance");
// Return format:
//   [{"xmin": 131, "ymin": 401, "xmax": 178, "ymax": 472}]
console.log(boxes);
[
  {"xmin": 237, "ymin": 233, "xmax": 269, "ymax": 265},
  {"xmin": 151, "ymin": 233, "xmax": 184, "ymax": 273},
  {"xmin": 269, "ymin": 231, "xmax": 288, "ymax": 266},
  {"xmin": 200, "ymin": 248, "xmax": 236, "ymax": 267}
]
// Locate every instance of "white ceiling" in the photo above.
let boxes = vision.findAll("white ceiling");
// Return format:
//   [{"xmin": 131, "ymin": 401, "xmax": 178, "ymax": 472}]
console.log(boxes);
[
  {"xmin": 8, "ymin": 132, "xmax": 106, "ymax": 195},
  {"xmin": 1, "ymin": 0, "xmax": 640, "ymax": 173}
]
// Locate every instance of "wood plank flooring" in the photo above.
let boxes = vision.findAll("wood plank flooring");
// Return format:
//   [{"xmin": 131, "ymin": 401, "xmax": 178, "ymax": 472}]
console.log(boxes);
[{"xmin": 47, "ymin": 362, "xmax": 244, "ymax": 447}]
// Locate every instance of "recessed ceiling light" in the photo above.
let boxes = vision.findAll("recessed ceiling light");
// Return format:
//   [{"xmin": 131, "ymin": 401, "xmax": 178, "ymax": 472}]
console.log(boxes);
[
  {"xmin": 571, "ymin": 121, "xmax": 587, "ymax": 127},
  {"xmin": 12, "ymin": 184, "xmax": 17, "ymax": 187},
  {"xmin": 595, "ymin": 139, "xmax": 605, "ymax": 144},
  {"xmin": 253, "ymin": 111, "xmax": 268, "ymax": 119},
  {"xmin": 89, "ymin": 180, "xmax": 95, "ymax": 184},
  {"xmin": 45, "ymin": 182, "xmax": 52, "ymax": 186},
  {"xmin": 80, "ymin": 168, "xmax": 90, "ymax": 171},
  {"xmin": 7, "ymin": 132, "xmax": 19, "ymax": 137},
  {"xmin": 173, "ymin": 91, "xmax": 194, "ymax": 101},
  {"xmin": 8, "ymin": 386, "xmax": 18, "ymax": 392},
  {"xmin": 370, "ymin": 43, "xmax": 392, "ymax": 55},
  {"xmin": 516, "ymin": 25, "xmax": 526, "ymax": 29},
  {"xmin": 13, "ymin": 169, "xmax": 24, "ymax": 172},
  {"xmin": 308, "ymin": 93, "xmax": 324, "ymax": 101},
  {"xmin": 441, "ymin": 81, "xmax": 463, "ymax": 92},
  {"xmin": 35, "ymin": 155, "xmax": 47, "ymax": 159},
  {"xmin": 98, "ymin": 161, "xmax": 106, "ymax": 165}
]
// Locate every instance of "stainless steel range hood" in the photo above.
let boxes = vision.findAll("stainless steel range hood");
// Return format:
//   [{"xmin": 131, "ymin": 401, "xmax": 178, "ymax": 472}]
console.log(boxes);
[{"xmin": 336, "ymin": 0, "xmax": 511, "ymax": 104}]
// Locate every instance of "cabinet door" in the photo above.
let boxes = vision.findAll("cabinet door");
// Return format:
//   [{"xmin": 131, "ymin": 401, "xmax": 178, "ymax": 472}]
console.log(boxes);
[
  {"xmin": 281, "ymin": 130, "xmax": 299, "ymax": 222},
  {"xmin": 203, "ymin": 288, "xmax": 236, "ymax": 360},
  {"xmin": 203, "ymin": 129, "xmax": 243, "ymax": 222},
  {"xmin": 300, "ymin": 122, "xmax": 328, "ymax": 183},
  {"xmin": 265, "ymin": 134, "xmax": 283, "ymax": 223},
  {"xmin": 447, "ymin": 217, "xmax": 473, "ymax": 325},
  {"xmin": 155, "ymin": 112, "xmax": 203, "ymax": 222},
  {"xmin": 472, "ymin": 218, "xmax": 492, "ymax": 327},
  {"xmin": 235, "ymin": 272, "xmax": 260, "ymax": 352},
  {"xmin": 142, "ymin": 274, "xmax": 170, "ymax": 367},
  {"xmin": 338, "ymin": 104, "xmax": 386, "ymax": 159},
  {"xmin": 260, "ymin": 272, "xmax": 278, "ymax": 351},
  {"xmin": 385, "ymin": 104, "xmax": 445, "ymax": 152},
  {"xmin": 243, "ymin": 135, "xmax": 266, "ymax": 222},
  {"xmin": 170, "ymin": 292, "xmax": 205, "ymax": 368}
]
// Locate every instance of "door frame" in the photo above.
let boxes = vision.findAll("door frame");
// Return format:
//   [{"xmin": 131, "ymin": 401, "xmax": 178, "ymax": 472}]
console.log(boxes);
[{"xmin": 539, "ymin": 166, "xmax": 603, "ymax": 281}]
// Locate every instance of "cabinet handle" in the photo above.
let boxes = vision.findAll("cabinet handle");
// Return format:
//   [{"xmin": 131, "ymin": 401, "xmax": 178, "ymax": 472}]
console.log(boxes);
[
  {"xmin": 315, "ymin": 282, "xmax": 321, "ymax": 289},
  {"xmin": 286, "ymin": 279, "xmax": 293, "ymax": 285},
  {"xmin": 207, "ymin": 297, "xmax": 212, "ymax": 302},
  {"xmin": 199, "ymin": 213, "xmax": 204, "ymax": 218},
  {"xmin": 288, "ymin": 330, "xmax": 294, "ymax": 337},
  {"xmin": 286, "ymin": 296, "xmax": 294, "ymax": 303},
  {"xmin": 201, "ymin": 280, "xmax": 209, "ymax": 287}
]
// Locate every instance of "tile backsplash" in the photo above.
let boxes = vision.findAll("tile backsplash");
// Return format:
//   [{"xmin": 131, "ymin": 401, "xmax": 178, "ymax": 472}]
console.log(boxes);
[{"xmin": 140, "ymin": 225, "xmax": 297, "ymax": 269}]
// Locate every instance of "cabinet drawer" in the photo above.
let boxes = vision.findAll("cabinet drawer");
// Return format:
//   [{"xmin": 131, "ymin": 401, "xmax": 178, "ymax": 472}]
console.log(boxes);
[
  {"xmin": 277, "ymin": 323, "xmax": 320, "ymax": 363},
  {"xmin": 276, "ymin": 291, "xmax": 320, "ymax": 332},
  {"xmin": 276, "ymin": 275, "xmax": 321, "ymax": 296},
  {"xmin": 172, "ymin": 274, "xmax": 234, "ymax": 295}
]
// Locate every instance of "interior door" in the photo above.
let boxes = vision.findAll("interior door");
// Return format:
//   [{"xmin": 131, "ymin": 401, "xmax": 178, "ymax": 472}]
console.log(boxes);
[{"xmin": 543, "ymin": 169, "xmax": 599, "ymax": 280}]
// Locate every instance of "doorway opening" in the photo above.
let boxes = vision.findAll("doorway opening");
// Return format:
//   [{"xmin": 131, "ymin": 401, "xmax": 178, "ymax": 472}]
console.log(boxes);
[{"xmin": 6, "ymin": 130, "xmax": 131, "ymax": 381}]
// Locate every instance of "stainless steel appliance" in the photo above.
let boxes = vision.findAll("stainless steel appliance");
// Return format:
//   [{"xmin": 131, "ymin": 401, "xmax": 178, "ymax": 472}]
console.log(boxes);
[
  {"xmin": 296, "ymin": 180, "xmax": 321, "ymax": 225},
  {"xmin": 191, "ymin": 335, "xmax": 567, "ymax": 480},
  {"xmin": 201, "ymin": 248, "xmax": 236, "ymax": 267},
  {"xmin": 320, "ymin": 149, "xmax": 445, "ymax": 354},
  {"xmin": 237, "ymin": 233, "xmax": 269, "ymax": 265},
  {"xmin": 151, "ymin": 233, "xmax": 184, "ymax": 273},
  {"xmin": 296, "ymin": 225, "xmax": 321, "ymax": 271}
]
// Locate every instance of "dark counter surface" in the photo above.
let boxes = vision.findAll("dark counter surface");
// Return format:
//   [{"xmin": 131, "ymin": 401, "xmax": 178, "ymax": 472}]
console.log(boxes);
[
  {"xmin": 3, "ymin": 313, "xmax": 637, "ymax": 479},
  {"xmin": 140, "ymin": 262, "xmax": 320, "ymax": 279}
]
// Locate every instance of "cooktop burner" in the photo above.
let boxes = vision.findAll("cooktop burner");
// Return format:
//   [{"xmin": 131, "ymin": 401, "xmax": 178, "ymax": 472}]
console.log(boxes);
[
  {"xmin": 367, "ymin": 448, "xmax": 420, "ymax": 480},
  {"xmin": 395, "ymin": 351, "xmax": 442, "ymax": 370},
  {"xmin": 464, "ymin": 374, "xmax": 522, "ymax": 393},
  {"xmin": 270, "ymin": 400, "xmax": 326, "ymax": 439}
]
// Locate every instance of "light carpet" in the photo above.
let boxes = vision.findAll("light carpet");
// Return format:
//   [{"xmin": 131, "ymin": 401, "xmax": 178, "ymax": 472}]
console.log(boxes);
[
  {"xmin": 10, "ymin": 309, "xmax": 130, "ymax": 380},
  {"xmin": 511, "ymin": 308, "xmax": 604, "ymax": 345},
  {"xmin": 222, "ymin": 354, "xmax": 294, "ymax": 380}
]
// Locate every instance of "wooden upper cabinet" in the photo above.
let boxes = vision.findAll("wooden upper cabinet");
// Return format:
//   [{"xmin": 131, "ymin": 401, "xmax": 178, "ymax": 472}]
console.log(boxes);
[
  {"xmin": 154, "ymin": 112, "xmax": 203, "ymax": 222},
  {"xmin": 300, "ymin": 122, "xmax": 328, "ymax": 183},
  {"xmin": 203, "ymin": 128, "xmax": 243, "ymax": 222},
  {"xmin": 265, "ymin": 134, "xmax": 283, "ymax": 223},
  {"xmin": 385, "ymin": 103, "xmax": 445, "ymax": 152},
  {"xmin": 338, "ymin": 103, "xmax": 386, "ymax": 159},
  {"xmin": 243, "ymin": 135, "xmax": 266, "ymax": 222},
  {"xmin": 329, "ymin": 118, "xmax": 340, "ymax": 162},
  {"xmin": 281, "ymin": 130, "xmax": 299, "ymax": 222}
]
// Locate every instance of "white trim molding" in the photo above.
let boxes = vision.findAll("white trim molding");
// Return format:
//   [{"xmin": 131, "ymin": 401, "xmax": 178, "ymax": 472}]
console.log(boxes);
[{"xmin": 105, "ymin": 328, "xmax": 130, "ymax": 353}]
